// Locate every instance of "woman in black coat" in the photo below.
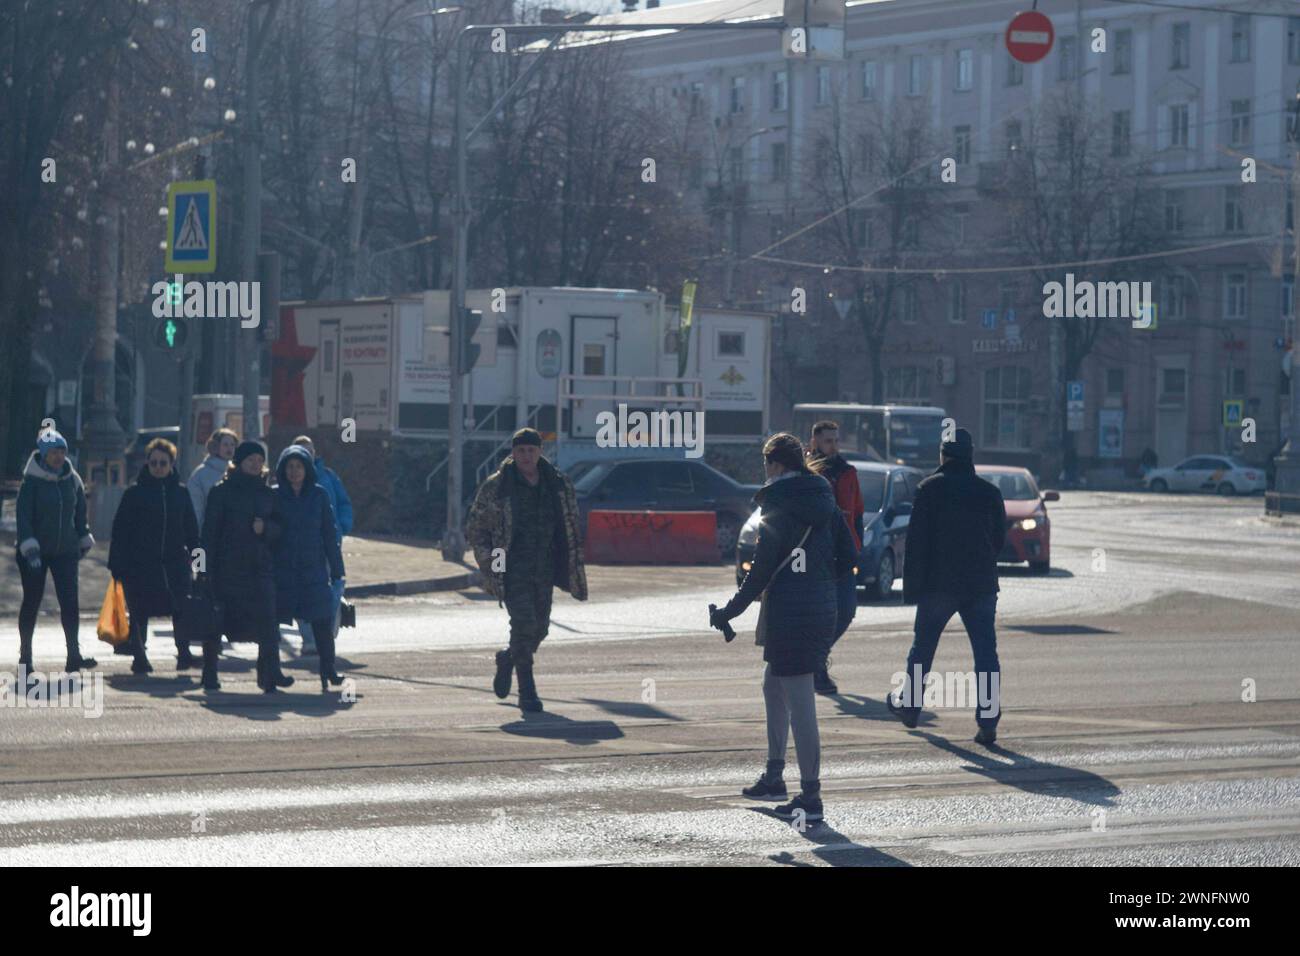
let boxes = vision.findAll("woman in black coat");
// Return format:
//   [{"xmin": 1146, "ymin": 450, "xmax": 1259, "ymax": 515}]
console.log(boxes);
[
  {"xmin": 200, "ymin": 441, "xmax": 292, "ymax": 693},
  {"xmin": 272, "ymin": 444, "xmax": 346, "ymax": 692},
  {"xmin": 108, "ymin": 439, "xmax": 200, "ymax": 675},
  {"xmin": 710, "ymin": 433, "xmax": 855, "ymax": 826}
]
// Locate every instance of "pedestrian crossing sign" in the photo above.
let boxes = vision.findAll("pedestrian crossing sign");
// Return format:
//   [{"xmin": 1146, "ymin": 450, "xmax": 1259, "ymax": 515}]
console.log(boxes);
[{"xmin": 165, "ymin": 179, "xmax": 217, "ymax": 273}]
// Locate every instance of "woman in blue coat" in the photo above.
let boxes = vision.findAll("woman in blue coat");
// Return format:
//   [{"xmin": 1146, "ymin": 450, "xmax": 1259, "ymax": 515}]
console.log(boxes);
[
  {"xmin": 272, "ymin": 445, "xmax": 346, "ymax": 691},
  {"xmin": 710, "ymin": 433, "xmax": 855, "ymax": 826}
]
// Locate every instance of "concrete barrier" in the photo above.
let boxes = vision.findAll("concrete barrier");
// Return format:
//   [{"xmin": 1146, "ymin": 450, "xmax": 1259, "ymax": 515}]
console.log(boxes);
[{"xmin": 585, "ymin": 510, "xmax": 718, "ymax": 564}]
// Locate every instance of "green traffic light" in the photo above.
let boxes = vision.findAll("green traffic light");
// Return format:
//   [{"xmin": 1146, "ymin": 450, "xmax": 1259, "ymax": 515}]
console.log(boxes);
[{"xmin": 165, "ymin": 319, "xmax": 177, "ymax": 348}]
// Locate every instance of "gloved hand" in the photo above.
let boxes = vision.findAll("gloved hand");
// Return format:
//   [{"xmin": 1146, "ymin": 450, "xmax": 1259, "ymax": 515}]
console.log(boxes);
[
  {"xmin": 78, "ymin": 533, "xmax": 94, "ymax": 560},
  {"xmin": 19, "ymin": 540, "xmax": 42, "ymax": 572},
  {"xmin": 709, "ymin": 602, "xmax": 738, "ymax": 642}
]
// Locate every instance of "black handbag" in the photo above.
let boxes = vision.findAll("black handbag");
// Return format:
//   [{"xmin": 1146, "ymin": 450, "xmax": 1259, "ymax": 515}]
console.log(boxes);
[
  {"xmin": 339, "ymin": 598, "xmax": 356, "ymax": 629},
  {"xmin": 175, "ymin": 578, "xmax": 224, "ymax": 645}
]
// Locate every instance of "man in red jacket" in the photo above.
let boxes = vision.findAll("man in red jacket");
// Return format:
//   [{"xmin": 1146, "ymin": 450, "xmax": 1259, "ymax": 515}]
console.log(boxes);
[{"xmin": 807, "ymin": 420, "xmax": 864, "ymax": 695}]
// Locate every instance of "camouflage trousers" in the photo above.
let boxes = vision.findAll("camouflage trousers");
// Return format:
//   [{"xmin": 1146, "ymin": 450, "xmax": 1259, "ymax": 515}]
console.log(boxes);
[{"xmin": 504, "ymin": 572, "xmax": 553, "ymax": 665}]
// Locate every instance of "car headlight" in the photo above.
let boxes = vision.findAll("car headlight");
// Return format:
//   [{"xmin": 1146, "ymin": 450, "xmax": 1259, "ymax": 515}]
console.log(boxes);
[{"xmin": 1018, "ymin": 518, "xmax": 1038, "ymax": 531}]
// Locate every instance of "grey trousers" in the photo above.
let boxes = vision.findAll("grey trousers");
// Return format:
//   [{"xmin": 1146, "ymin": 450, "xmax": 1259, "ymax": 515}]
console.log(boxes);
[{"xmin": 762, "ymin": 665, "xmax": 821, "ymax": 788}]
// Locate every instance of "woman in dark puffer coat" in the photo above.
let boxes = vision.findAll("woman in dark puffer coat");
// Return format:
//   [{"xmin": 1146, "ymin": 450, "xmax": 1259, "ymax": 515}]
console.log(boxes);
[
  {"xmin": 108, "ymin": 438, "xmax": 200, "ymax": 675},
  {"xmin": 271, "ymin": 445, "xmax": 346, "ymax": 692},
  {"xmin": 201, "ymin": 441, "xmax": 291, "ymax": 693},
  {"xmin": 710, "ymin": 433, "xmax": 855, "ymax": 826}
]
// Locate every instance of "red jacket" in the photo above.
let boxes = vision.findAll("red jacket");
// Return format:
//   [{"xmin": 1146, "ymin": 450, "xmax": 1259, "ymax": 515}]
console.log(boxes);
[{"xmin": 812, "ymin": 454, "xmax": 864, "ymax": 551}]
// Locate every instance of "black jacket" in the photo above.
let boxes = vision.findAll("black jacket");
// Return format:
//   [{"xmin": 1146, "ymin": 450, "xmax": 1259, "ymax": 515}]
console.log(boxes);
[
  {"xmin": 107, "ymin": 465, "xmax": 199, "ymax": 616},
  {"xmin": 201, "ymin": 466, "xmax": 283, "ymax": 635},
  {"xmin": 902, "ymin": 458, "xmax": 1006, "ymax": 603},
  {"xmin": 724, "ymin": 472, "xmax": 848, "ymax": 676}
]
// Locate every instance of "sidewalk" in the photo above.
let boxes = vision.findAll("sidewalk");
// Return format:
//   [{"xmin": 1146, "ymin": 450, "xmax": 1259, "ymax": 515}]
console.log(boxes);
[{"xmin": 0, "ymin": 534, "xmax": 478, "ymax": 617}]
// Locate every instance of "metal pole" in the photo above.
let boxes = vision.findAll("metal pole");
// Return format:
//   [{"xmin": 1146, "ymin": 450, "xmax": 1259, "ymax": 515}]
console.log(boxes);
[
  {"xmin": 1275, "ymin": 99, "xmax": 1300, "ymax": 498},
  {"xmin": 444, "ymin": 35, "xmax": 469, "ymax": 561},
  {"xmin": 240, "ymin": 1, "xmax": 272, "ymax": 442}
]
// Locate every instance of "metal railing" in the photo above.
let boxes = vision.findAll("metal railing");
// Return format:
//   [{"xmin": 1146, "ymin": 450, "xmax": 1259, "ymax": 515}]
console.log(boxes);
[{"xmin": 1265, "ymin": 491, "xmax": 1300, "ymax": 516}]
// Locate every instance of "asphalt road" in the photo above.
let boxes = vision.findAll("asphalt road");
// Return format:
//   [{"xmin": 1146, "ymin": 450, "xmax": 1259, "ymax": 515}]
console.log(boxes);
[{"xmin": 3, "ymin": 491, "xmax": 1299, "ymax": 866}]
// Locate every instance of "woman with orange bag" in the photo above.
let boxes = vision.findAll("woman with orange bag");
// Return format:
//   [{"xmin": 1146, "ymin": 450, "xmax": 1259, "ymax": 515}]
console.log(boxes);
[{"xmin": 108, "ymin": 438, "xmax": 200, "ymax": 676}]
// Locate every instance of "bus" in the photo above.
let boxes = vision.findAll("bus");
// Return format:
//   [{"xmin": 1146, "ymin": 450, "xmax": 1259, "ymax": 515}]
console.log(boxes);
[{"xmin": 792, "ymin": 404, "xmax": 947, "ymax": 471}]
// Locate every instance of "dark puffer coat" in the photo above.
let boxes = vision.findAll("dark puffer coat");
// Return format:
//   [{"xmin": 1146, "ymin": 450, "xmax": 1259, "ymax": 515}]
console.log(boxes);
[
  {"xmin": 108, "ymin": 465, "xmax": 199, "ymax": 617},
  {"xmin": 723, "ymin": 472, "xmax": 849, "ymax": 676},
  {"xmin": 272, "ymin": 445, "xmax": 344, "ymax": 623},
  {"xmin": 15, "ymin": 451, "xmax": 90, "ymax": 559},
  {"xmin": 201, "ymin": 465, "xmax": 282, "ymax": 641},
  {"xmin": 902, "ymin": 458, "xmax": 1007, "ymax": 603}
]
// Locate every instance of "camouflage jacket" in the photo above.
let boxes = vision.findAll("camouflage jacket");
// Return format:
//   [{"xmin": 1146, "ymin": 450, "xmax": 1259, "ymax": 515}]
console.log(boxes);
[{"xmin": 466, "ymin": 456, "xmax": 588, "ymax": 603}]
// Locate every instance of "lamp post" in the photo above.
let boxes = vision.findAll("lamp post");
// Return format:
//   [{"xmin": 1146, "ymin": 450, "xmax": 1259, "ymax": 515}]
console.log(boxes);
[{"xmin": 1273, "ymin": 81, "xmax": 1300, "ymax": 504}]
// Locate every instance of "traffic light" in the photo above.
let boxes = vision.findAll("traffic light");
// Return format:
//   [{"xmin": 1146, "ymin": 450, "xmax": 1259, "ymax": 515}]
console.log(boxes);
[
  {"xmin": 153, "ymin": 317, "xmax": 188, "ymax": 350},
  {"xmin": 457, "ymin": 308, "xmax": 482, "ymax": 374}
]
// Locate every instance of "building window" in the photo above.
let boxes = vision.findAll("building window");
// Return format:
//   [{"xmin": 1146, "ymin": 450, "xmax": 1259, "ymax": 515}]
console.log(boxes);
[
  {"xmin": 856, "ymin": 133, "xmax": 874, "ymax": 173},
  {"xmin": 1005, "ymin": 120, "xmax": 1023, "ymax": 157},
  {"xmin": 1106, "ymin": 368, "xmax": 1125, "ymax": 396},
  {"xmin": 771, "ymin": 70, "xmax": 787, "ymax": 111},
  {"xmin": 908, "ymin": 54, "xmax": 925, "ymax": 95},
  {"xmin": 1224, "ymin": 272, "xmax": 1247, "ymax": 320},
  {"xmin": 1168, "ymin": 103, "xmax": 1190, "ymax": 149},
  {"xmin": 955, "ymin": 48, "xmax": 973, "ymax": 91},
  {"xmin": 1006, "ymin": 56, "xmax": 1023, "ymax": 87},
  {"xmin": 885, "ymin": 366, "xmax": 933, "ymax": 404},
  {"xmin": 983, "ymin": 366, "xmax": 1032, "ymax": 450},
  {"xmin": 953, "ymin": 125, "xmax": 971, "ymax": 165},
  {"xmin": 717, "ymin": 330, "xmax": 745, "ymax": 357},
  {"xmin": 898, "ymin": 286, "xmax": 919, "ymax": 323},
  {"xmin": 948, "ymin": 280, "xmax": 966, "ymax": 323},
  {"xmin": 1224, "ymin": 187, "xmax": 1245, "ymax": 234},
  {"xmin": 1171, "ymin": 22, "xmax": 1190, "ymax": 69},
  {"xmin": 771, "ymin": 141, "xmax": 787, "ymax": 181},
  {"xmin": 1161, "ymin": 274, "xmax": 1187, "ymax": 319},
  {"xmin": 861, "ymin": 59, "xmax": 877, "ymax": 99},
  {"xmin": 1289, "ymin": 17, "xmax": 1300, "ymax": 64},
  {"xmin": 816, "ymin": 65, "xmax": 831, "ymax": 105},
  {"xmin": 1164, "ymin": 190, "xmax": 1185, "ymax": 233},
  {"xmin": 1111, "ymin": 110, "xmax": 1131, "ymax": 157},
  {"xmin": 728, "ymin": 146, "xmax": 744, "ymax": 184},
  {"xmin": 1058, "ymin": 36, "xmax": 1076, "ymax": 81},
  {"xmin": 1161, "ymin": 368, "xmax": 1187, "ymax": 402},
  {"xmin": 730, "ymin": 76, "xmax": 745, "ymax": 114},
  {"xmin": 1229, "ymin": 99, "xmax": 1251, "ymax": 147},
  {"xmin": 1113, "ymin": 28, "xmax": 1132, "ymax": 74},
  {"xmin": 689, "ymin": 81, "xmax": 704, "ymax": 117},
  {"xmin": 1223, "ymin": 367, "xmax": 1246, "ymax": 397},
  {"xmin": 1230, "ymin": 14, "xmax": 1250, "ymax": 62}
]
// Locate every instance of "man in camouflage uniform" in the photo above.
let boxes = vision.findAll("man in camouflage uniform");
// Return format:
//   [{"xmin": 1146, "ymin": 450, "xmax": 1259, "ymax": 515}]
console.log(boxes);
[{"xmin": 467, "ymin": 428, "xmax": 588, "ymax": 712}]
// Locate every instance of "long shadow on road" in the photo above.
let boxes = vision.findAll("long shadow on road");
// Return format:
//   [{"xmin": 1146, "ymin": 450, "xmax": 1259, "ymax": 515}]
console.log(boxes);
[
  {"xmin": 498, "ymin": 709, "xmax": 624, "ymax": 746},
  {"xmin": 915, "ymin": 731, "xmax": 1119, "ymax": 807},
  {"xmin": 752, "ymin": 811, "xmax": 911, "ymax": 867}
]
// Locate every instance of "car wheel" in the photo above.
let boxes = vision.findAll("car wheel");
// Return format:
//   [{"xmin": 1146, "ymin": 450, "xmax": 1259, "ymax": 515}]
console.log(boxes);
[
  {"xmin": 1150, "ymin": 478, "xmax": 1168, "ymax": 493},
  {"xmin": 1030, "ymin": 560, "xmax": 1050, "ymax": 574},
  {"xmin": 716, "ymin": 514, "xmax": 740, "ymax": 562},
  {"xmin": 874, "ymin": 551, "xmax": 895, "ymax": 601},
  {"xmin": 1217, "ymin": 481, "xmax": 1236, "ymax": 496}
]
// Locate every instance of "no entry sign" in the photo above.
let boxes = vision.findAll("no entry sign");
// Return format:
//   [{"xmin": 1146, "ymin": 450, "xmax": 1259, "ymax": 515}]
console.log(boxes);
[{"xmin": 1005, "ymin": 10, "xmax": 1054, "ymax": 64}]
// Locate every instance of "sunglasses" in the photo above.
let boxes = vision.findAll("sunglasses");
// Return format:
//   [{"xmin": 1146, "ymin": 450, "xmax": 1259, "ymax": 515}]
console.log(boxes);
[{"xmin": 148, "ymin": 458, "xmax": 172, "ymax": 468}]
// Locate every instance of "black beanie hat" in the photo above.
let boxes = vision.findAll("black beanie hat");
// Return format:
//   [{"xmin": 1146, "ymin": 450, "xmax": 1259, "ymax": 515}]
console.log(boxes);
[
  {"xmin": 233, "ymin": 440, "xmax": 267, "ymax": 467},
  {"xmin": 941, "ymin": 428, "xmax": 974, "ymax": 460},
  {"xmin": 511, "ymin": 428, "xmax": 543, "ymax": 448}
]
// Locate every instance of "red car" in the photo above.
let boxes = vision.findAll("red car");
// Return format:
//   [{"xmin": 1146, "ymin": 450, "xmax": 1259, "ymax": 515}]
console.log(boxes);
[{"xmin": 975, "ymin": 466, "xmax": 1060, "ymax": 574}]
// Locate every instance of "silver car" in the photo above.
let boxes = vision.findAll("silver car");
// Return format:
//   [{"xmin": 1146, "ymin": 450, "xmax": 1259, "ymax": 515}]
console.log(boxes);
[{"xmin": 1144, "ymin": 455, "xmax": 1265, "ymax": 495}]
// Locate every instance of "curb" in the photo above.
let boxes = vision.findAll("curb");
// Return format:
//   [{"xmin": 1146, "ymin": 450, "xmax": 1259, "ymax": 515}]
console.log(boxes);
[{"xmin": 344, "ymin": 570, "xmax": 479, "ymax": 598}]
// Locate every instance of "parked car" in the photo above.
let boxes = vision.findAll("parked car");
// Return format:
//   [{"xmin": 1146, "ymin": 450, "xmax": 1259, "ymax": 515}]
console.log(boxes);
[
  {"xmin": 735, "ymin": 461, "xmax": 922, "ymax": 601},
  {"xmin": 976, "ymin": 465, "xmax": 1059, "ymax": 574},
  {"xmin": 570, "ymin": 458, "xmax": 761, "ymax": 560},
  {"xmin": 1144, "ymin": 455, "xmax": 1266, "ymax": 495}
]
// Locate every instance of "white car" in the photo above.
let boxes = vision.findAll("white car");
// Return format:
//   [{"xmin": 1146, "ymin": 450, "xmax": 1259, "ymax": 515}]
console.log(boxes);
[{"xmin": 1144, "ymin": 455, "xmax": 1265, "ymax": 495}]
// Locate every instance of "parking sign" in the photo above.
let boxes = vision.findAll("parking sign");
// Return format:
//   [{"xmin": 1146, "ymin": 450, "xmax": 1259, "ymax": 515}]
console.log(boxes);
[{"xmin": 165, "ymin": 180, "xmax": 217, "ymax": 273}]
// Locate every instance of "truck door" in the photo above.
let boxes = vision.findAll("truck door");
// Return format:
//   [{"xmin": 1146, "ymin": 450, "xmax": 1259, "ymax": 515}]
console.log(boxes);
[
  {"xmin": 569, "ymin": 315, "xmax": 617, "ymax": 438},
  {"xmin": 318, "ymin": 319, "xmax": 340, "ymax": 427}
]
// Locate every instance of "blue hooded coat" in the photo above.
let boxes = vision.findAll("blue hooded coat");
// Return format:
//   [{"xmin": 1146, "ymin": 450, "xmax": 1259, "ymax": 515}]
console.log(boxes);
[{"xmin": 272, "ymin": 445, "xmax": 344, "ymax": 623}]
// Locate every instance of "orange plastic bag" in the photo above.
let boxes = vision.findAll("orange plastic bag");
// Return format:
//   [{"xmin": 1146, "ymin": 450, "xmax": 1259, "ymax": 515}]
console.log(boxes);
[{"xmin": 97, "ymin": 579, "xmax": 130, "ymax": 646}]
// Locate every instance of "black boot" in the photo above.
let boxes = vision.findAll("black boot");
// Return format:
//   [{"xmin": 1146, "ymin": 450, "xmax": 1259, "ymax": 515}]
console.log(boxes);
[
  {"xmin": 64, "ymin": 652, "xmax": 96, "ymax": 672},
  {"xmin": 318, "ymin": 630, "xmax": 343, "ymax": 692},
  {"xmin": 492, "ymin": 648, "xmax": 514, "ymax": 699},
  {"xmin": 200, "ymin": 639, "xmax": 221, "ymax": 691},
  {"xmin": 515, "ymin": 659, "xmax": 543, "ymax": 713},
  {"xmin": 176, "ymin": 645, "xmax": 200, "ymax": 670}
]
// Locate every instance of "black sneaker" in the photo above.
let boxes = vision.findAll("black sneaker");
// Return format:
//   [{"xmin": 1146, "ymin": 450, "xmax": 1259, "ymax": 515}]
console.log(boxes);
[
  {"xmin": 492, "ymin": 649, "xmax": 513, "ymax": 700},
  {"xmin": 131, "ymin": 656, "xmax": 154, "ymax": 675},
  {"xmin": 885, "ymin": 691, "xmax": 919, "ymax": 728},
  {"xmin": 813, "ymin": 667, "xmax": 838, "ymax": 695},
  {"xmin": 774, "ymin": 793, "xmax": 824, "ymax": 825},
  {"xmin": 65, "ymin": 656, "xmax": 97, "ymax": 672},
  {"xmin": 742, "ymin": 775, "xmax": 788, "ymax": 799},
  {"xmin": 176, "ymin": 648, "xmax": 200, "ymax": 670},
  {"xmin": 974, "ymin": 726, "xmax": 998, "ymax": 747}
]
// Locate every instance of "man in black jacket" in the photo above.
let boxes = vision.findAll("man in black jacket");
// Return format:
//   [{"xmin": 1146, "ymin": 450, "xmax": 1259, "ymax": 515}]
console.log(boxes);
[{"xmin": 887, "ymin": 428, "xmax": 1007, "ymax": 745}]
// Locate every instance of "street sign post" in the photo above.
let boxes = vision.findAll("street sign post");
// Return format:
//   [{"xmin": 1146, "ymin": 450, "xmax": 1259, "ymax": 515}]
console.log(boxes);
[
  {"xmin": 164, "ymin": 179, "xmax": 217, "ymax": 274},
  {"xmin": 1005, "ymin": 10, "xmax": 1054, "ymax": 64},
  {"xmin": 1067, "ymin": 381, "xmax": 1085, "ymax": 432},
  {"xmin": 1223, "ymin": 400, "xmax": 1244, "ymax": 428}
]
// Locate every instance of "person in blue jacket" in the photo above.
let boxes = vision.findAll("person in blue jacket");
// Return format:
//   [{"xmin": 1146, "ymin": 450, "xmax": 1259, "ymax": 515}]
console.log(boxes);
[
  {"xmin": 14, "ymin": 429, "xmax": 97, "ymax": 675},
  {"xmin": 290, "ymin": 435, "xmax": 351, "ymax": 655},
  {"xmin": 272, "ymin": 445, "xmax": 346, "ymax": 691}
]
